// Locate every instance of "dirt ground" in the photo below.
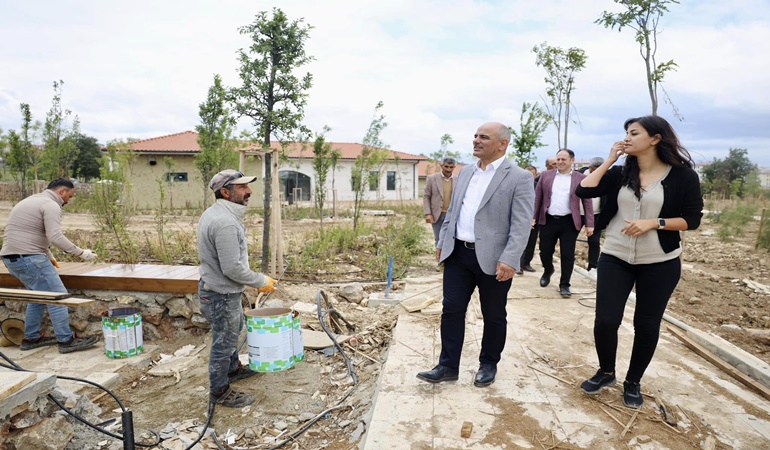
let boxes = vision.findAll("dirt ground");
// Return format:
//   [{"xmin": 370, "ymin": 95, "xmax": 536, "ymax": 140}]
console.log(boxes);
[{"xmin": 4, "ymin": 201, "xmax": 770, "ymax": 449}]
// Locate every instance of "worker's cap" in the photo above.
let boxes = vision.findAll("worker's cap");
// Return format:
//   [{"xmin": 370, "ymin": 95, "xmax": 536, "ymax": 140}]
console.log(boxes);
[{"xmin": 209, "ymin": 170, "xmax": 257, "ymax": 192}]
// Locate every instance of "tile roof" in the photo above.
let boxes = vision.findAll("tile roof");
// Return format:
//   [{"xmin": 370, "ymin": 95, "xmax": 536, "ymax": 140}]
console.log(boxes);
[
  {"xmin": 127, "ymin": 131, "xmax": 200, "ymax": 152},
  {"xmin": 114, "ymin": 132, "xmax": 427, "ymax": 162},
  {"xmin": 418, "ymin": 160, "xmax": 465, "ymax": 178},
  {"xmin": 269, "ymin": 141, "xmax": 427, "ymax": 162}
]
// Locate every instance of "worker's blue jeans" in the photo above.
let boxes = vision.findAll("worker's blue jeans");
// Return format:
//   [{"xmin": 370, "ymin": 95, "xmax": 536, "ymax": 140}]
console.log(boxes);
[
  {"xmin": 2, "ymin": 254, "xmax": 74, "ymax": 342},
  {"xmin": 198, "ymin": 280, "xmax": 244, "ymax": 394}
]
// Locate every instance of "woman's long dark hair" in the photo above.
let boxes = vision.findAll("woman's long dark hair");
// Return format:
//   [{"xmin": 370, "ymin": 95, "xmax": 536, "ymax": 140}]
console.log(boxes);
[{"xmin": 621, "ymin": 115, "xmax": 693, "ymax": 199}]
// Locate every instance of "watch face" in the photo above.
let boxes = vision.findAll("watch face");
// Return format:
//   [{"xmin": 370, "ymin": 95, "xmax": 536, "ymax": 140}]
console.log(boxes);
[{"xmin": 659, "ymin": 219, "xmax": 666, "ymax": 228}]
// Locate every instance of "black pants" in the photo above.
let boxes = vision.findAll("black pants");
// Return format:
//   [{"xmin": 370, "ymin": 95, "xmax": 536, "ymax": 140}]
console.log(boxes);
[
  {"xmin": 439, "ymin": 240, "xmax": 512, "ymax": 369},
  {"xmin": 538, "ymin": 214, "xmax": 580, "ymax": 288},
  {"xmin": 520, "ymin": 225, "xmax": 539, "ymax": 266},
  {"xmin": 587, "ymin": 214, "xmax": 602, "ymax": 269},
  {"xmin": 593, "ymin": 253, "xmax": 681, "ymax": 383}
]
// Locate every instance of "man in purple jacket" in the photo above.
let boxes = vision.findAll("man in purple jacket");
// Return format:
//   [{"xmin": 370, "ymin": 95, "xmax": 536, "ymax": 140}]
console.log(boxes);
[{"xmin": 533, "ymin": 149, "xmax": 594, "ymax": 298}]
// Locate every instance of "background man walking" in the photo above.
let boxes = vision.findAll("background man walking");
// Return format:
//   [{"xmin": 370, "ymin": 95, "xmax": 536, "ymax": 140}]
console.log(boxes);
[{"xmin": 423, "ymin": 156, "xmax": 457, "ymax": 245}]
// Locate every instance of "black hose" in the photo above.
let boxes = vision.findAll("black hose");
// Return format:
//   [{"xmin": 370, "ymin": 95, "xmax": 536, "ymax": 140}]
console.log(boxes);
[{"xmin": 0, "ymin": 350, "xmax": 160, "ymax": 447}]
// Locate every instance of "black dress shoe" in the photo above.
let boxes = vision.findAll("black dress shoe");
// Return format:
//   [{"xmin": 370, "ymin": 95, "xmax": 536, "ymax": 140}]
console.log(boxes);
[
  {"xmin": 560, "ymin": 287, "xmax": 572, "ymax": 298},
  {"xmin": 522, "ymin": 264, "xmax": 536, "ymax": 273},
  {"xmin": 540, "ymin": 272, "xmax": 553, "ymax": 287},
  {"xmin": 417, "ymin": 365, "xmax": 459, "ymax": 383},
  {"xmin": 474, "ymin": 364, "xmax": 497, "ymax": 387}
]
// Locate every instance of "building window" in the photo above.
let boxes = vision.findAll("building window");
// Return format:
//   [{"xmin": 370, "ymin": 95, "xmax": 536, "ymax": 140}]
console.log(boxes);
[
  {"xmin": 369, "ymin": 170, "xmax": 379, "ymax": 191},
  {"xmin": 165, "ymin": 172, "xmax": 188, "ymax": 182},
  {"xmin": 386, "ymin": 171, "xmax": 396, "ymax": 191}
]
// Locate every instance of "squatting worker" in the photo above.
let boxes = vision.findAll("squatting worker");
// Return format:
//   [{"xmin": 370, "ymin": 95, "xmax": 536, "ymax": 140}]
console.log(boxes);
[
  {"xmin": 423, "ymin": 156, "xmax": 457, "ymax": 245},
  {"xmin": 0, "ymin": 178, "xmax": 99, "ymax": 353},
  {"xmin": 576, "ymin": 116, "xmax": 703, "ymax": 409},
  {"xmin": 417, "ymin": 122, "xmax": 534, "ymax": 388},
  {"xmin": 198, "ymin": 169, "xmax": 277, "ymax": 408}
]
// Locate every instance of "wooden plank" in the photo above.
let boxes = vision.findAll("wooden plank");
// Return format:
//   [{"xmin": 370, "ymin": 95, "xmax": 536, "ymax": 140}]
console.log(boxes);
[
  {"xmin": 0, "ymin": 296, "xmax": 94, "ymax": 306},
  {"xmin": 0, "ymin": 372, "xmax": 36, "ymax": 401},
  {"xmin": 666, "ymin": 325, "xmax": 770, "ymax": 402},
  {"xmin": 0, "ymin": 287, "xmax": 70, "ymax": 300}
]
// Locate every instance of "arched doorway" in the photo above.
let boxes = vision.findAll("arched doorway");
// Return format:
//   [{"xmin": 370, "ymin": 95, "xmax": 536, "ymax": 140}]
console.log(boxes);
[{"xmin": 278, "ymin": 170, "xmax": 311, "ymax": 204}]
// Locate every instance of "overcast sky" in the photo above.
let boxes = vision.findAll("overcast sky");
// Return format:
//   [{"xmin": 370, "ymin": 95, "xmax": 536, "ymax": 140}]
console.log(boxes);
[{"xmin": 1, "ymin": 0, "xmax": 769, "ymax": 168}]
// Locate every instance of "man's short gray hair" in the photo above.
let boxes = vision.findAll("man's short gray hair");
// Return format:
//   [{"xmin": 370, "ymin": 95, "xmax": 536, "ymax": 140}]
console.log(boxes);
[
  {"xmin": 498, "ymin": 125, "xmax": 512, "ymax": 142},
  {"xmin": 441, "ymin": 156, "xmax": 457, "ymax": 165},
  {"xmin": 589, "ymin": 157, "xmax": 604, "ymax": 168}
]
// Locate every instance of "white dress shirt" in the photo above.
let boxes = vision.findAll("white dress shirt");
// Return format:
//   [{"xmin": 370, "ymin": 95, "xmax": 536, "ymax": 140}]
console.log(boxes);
[
  {"xmin": 455, "ymin": 155, "xmax": 506, "ymax": 242},
  {"xmin": 547, "ymin": 170, "xmax": 573, "ymax": 216}
]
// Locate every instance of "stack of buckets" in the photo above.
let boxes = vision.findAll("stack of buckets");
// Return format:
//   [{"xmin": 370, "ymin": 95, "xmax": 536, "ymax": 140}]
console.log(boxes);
[
  {"xmin": 245, "ymin": 307, "xmax": 304, "ymax": 372},
  {"xmin": 102, "ymin": 307, "xmax": 144, "ymax": 359}
]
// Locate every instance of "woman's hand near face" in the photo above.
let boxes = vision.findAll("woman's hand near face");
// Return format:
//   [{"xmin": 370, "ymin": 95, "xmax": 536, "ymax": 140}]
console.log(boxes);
[{"xmin": 608, "ymin": 141, "xmax": 625, "ymax": 164}]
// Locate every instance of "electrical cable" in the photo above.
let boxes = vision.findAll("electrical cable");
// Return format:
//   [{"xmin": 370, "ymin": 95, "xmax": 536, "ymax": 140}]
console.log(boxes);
[{"xmin": 0, "ymin": 349, "xmax": 161, "ymax": 447}]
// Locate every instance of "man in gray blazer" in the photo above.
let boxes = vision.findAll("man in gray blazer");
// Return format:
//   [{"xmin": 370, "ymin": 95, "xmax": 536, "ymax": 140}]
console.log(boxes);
[
  {"xmin": 423, "ymin": 156, "xmax": 457, "ymax": 244},
  {"xmin": 417, "ymin": 122, "xmax": 534, "ymax": 388}
]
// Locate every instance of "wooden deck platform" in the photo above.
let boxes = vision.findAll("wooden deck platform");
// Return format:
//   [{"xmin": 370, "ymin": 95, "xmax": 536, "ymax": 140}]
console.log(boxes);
[{"xmin": 0, "ymin": 262, "xmax": 199, "ymax": 294}]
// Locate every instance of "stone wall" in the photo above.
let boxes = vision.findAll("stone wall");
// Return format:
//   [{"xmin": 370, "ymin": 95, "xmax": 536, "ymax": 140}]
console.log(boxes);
[{"xmin": 0, "ymin": 289, "xmax": 209, "ymax": 343}]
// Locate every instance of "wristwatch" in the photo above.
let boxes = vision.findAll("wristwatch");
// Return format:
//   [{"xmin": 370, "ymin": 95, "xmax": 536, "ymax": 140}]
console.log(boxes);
[{"xmin": 657, "ymin": 218, "xmax": 666, "ymax": 229}]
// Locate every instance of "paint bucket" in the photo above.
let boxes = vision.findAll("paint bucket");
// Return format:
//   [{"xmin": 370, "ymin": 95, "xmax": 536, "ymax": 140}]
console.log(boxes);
[
  {"xmin": 245, "ymin": 307, "xmax": 304, "ymax": 372},
  {"xmin": 102, "ymin": 307, "xmax": 144, "ymax": 359}
]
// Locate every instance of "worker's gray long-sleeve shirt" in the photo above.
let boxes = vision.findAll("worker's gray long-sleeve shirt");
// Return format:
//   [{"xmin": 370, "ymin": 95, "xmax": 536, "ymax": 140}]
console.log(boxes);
[
  {"xmin": 197, "ymin": 199, "xmax": 268, "ymax": 294},
  {"xmin": 0, "ymin": 189, "xmax": 83, "ymax": 259}
]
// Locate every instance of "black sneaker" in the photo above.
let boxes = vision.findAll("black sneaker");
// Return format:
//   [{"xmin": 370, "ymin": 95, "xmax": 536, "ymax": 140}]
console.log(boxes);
[
  {"xmin": 20, "ymin": 335, "xmax": 58, "ymax": 351},
  {"xmin": 210, "ymin": 387, "xmax": 254, "ymax": 408},
  {"xmin": 58, "ymin": 335, "xmax": 98, "ymax": 354},
  {"xmin": 580, "ymin": 369, "xmax": 616, "ymax": 394},
  {"xmin": 228, "ymin": 364, "xmax": 258, "ymax": 383},
  {"xmin": 623, "ymin": 381, "xmax": 643, "ymax": 408}
]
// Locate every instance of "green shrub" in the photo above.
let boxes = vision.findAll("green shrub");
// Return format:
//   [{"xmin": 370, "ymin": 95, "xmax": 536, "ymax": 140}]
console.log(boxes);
[{"xmin": 714, "ymin": 202, "xmax": 757, "ymax": 242}]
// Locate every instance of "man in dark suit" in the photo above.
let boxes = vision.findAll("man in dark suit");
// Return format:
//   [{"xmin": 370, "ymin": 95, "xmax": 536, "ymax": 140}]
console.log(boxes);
[
  {"xmin": 533, "ymin": 149, "xmax": 594, "ymax": 298},
  {"xmin": 518, "ymin": 157, "xmax": 557, "ymax": 274},
  {"xmin": 416, "ymin": 122, "xmax": 534, "ymax": 388}
]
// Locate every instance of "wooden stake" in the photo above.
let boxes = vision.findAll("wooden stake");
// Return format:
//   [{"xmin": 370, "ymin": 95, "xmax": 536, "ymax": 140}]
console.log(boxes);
[
  {"xmin": 667, "ymin": 325, "xmax": 770, "ymax": 401},
  {"xmin": 599, "ymin": 406, "xmax": 625, "ymax": 427},
  {"xmin": 620, "ymin": 410, "xmax": 639, "ymax": 438},
  {"xmin": 527, "ymin": 365, "xmax": 573, "ymax": 385}
]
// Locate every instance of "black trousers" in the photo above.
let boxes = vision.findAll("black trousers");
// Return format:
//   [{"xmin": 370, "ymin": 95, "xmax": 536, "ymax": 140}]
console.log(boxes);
[
  {"xmin": 538, "ymin": 214, "xmax": 580, "ymax": 288},
  {"xmin": 587, "ymin": 213, "xmax": 602, "ymax": 269},
  {"xmin": 520, "ymin": 225, "xmax": 539, "ymax": 266},
  {"xmin": 438, "ymin": 240, "xmax": 512, "ymax": 369},
  {"xmin": 593, "ymin": 253, "xmax": 681, "ymax": 383}
]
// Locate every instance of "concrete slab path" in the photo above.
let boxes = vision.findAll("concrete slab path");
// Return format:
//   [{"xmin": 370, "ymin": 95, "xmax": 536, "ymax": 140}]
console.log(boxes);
[{"xmin": 364, "ymin": 265, "xmax": 770, "ymax": 449}]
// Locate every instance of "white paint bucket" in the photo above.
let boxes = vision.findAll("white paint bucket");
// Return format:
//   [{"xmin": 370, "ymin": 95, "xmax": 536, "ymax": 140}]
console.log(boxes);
[
  {"xmin": 245, "ymin": 307, "xmax": 304, "ymax": 372},
  {"xmin": 102, "ymin": 307, "xmax": 144, "ymax": 359}
]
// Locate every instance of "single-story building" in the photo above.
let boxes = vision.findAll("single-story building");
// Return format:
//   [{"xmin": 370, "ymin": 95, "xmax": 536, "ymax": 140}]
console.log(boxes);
[
  {"xmin": 271, "ymin": 141, "xmax": 428, "ymax": 203},
  {"xmin": 105, "ymin": 131, "xmax": 429, "ymax": 210}
]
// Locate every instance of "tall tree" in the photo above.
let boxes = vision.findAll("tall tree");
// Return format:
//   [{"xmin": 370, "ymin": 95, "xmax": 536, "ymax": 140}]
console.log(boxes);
[
  {"xmin": 311, "ymin": 126, "xmax": 340, "ymax": 231},
  {"xmin": 702, "ymin": 148, "xmax": 757, "ymax": 198},
  {"xmin": 195, "ymin": 74, "xmax": 239, "ymax": 208},
  {"xmin": 532, "ymin": 43, "xmax": 587, "ymax": 149},
  {"xmin": 596, "ymin": 0, "xmax": 681, "ymax": 118},
  {"xmin": 509, "ymin": 102, "xmax": 551, "ymax": 168},
  {"xmin": 425, "ymin": 134, "xmax": 462, "ymax": 175},
  {"xmin": 41, "ymin": 80, "xmax": 78, "ymax": 179},
  {"xmin": 71, "ymin": 133, "xmax": 103, "ymax": 181},
  {"xmin": 351, "ymin": 101, "xmax": 389, "ymax": 231},
  {"xmin": 231, "ymin": 8, "xmax": 314, "ymax": 271},
  {"xmin": 6, "ymin": 104, "xmax": 44, "ymax": 196}
]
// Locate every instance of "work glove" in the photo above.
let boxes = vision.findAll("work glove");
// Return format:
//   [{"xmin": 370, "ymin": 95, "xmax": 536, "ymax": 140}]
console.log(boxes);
[
  {"xmin": 50, "ymin": 258, "xmax": 60, "ymax": 269},
  {"xmin": 79, "ymin": 249, "xmax": 97, "ymax": 261},
  {"xmin": 257, "ymin": 276, "xmax": 278, "ymax": 294}
]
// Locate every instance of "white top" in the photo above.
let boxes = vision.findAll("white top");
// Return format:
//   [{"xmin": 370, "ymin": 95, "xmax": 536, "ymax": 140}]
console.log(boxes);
[
  {"xmin": 547, "ymin": 170, "xmax": 573, "ymax": 216},
  {"xmin": 602, "ymin": 166, "xmax": 679, "ymax": 264},
  {"xmin": 455, "ymin": 155, "xmax": 506, "ymax": 242}
]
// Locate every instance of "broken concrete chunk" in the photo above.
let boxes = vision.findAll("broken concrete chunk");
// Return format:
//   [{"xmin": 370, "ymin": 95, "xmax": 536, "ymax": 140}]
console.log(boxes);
[{"xmin": 339, "ymin": 283, "xmax": 364, "ymax": 304}]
